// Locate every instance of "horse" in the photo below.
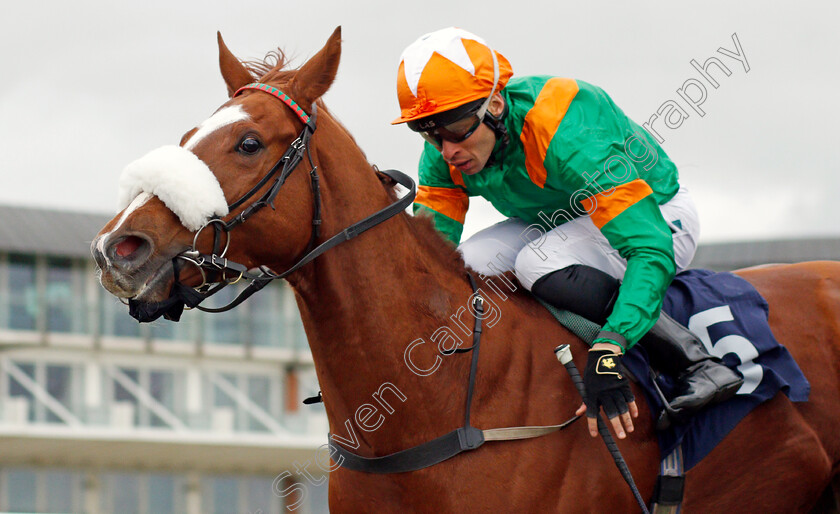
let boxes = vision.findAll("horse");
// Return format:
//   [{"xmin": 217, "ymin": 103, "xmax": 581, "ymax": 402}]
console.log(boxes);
[{"xmin": 91, "ymin": 27, "xmax": 840, "ymax": 512}]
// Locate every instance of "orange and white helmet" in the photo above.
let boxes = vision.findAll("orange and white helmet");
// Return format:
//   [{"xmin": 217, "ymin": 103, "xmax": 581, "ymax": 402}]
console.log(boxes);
[{"xmin": 392, "ymin": 27, "xmax": 513, "ymax": 130}]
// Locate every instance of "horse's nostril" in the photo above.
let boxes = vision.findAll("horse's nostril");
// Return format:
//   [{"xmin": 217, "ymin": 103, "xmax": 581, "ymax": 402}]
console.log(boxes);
[
  {"xmin": 116, "ymin": 236, "xmax": 144, "ymax": 258},
  {"xmin": 107, "ymin": 235, "xmax": 152, "ymax": 267}
]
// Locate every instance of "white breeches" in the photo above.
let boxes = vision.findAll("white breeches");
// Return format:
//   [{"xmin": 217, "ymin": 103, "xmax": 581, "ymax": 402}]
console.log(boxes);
[{"xmin": 458, "ymin": 187, "xmax": 700, "ymax": 290}]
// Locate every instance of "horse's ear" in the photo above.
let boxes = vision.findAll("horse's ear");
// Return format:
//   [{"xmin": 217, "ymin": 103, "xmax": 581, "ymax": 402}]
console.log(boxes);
[
  {"xmin": 218, "ymin": 32, "xmax": 254, "ymax": 97},
  {"xmin": 289, "ymin": 26, "xmax": 341, "ymax": 107}
]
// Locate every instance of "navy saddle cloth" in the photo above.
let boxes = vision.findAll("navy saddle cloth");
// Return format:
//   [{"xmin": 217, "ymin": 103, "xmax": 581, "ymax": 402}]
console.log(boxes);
[{"xmin": 621, "ymin": 269, "xmax": 810, "ymax": 470}]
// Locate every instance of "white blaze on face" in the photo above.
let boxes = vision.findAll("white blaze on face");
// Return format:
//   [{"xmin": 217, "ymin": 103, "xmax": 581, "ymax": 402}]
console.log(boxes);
[
  {"xmin": 184, "ymin": 105, "xmax": 249, "ymax": 150},
  {"xmin": 116, "ymin": 105, "xmax": 250, "ymax": 232}
]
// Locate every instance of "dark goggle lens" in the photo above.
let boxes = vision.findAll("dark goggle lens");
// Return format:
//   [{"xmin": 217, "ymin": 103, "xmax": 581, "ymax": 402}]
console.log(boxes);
[{"xmin": 422, "ymin": 115, "xmax": 483, "ymax": 146}]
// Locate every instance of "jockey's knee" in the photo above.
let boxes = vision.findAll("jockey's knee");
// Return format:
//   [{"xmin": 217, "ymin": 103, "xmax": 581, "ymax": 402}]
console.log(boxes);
[
  {"xmin": 513, "ymin": 244, "xmax": 556, "ymax": 290},
  {"xmin": 528, "ymin": 264, "xmax": 621, "ymax": 324}
]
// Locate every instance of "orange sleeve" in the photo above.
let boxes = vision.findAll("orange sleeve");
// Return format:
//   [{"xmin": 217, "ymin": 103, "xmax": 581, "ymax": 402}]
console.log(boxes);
[{"xmin": 415, "ymin": 185, "xmax": 469, "ymax": 223}]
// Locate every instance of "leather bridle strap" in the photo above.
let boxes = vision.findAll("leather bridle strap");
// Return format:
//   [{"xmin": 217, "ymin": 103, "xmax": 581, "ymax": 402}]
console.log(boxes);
[{"xmin": 196, "ymin": 167, "xmax": 416, "ymax": 313}]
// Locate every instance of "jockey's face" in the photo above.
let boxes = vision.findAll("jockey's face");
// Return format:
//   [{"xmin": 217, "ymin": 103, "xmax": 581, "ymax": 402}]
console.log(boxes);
[{"xmin": 438, "ymin": 95, "xmax": 504, "ymax": 176}]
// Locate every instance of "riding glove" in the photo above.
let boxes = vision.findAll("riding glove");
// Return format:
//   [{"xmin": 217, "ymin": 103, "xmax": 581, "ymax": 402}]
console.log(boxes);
[{"xmin": 583, "ymin": 349, "xmax": 634, "ymax": 419}]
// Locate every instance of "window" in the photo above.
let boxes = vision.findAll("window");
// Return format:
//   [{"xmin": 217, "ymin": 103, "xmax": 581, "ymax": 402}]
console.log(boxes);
[
  {"xmin": 101, "ymin": 472, "xmax": 140, "ymax": 514},
  {"xmin": 203, "ymin": 475, "xmax": 239, "ymax": 514},
  {"xmin": 203, "ymin": 286, "xmax": 243, "ymax": 345},
  {"xmin": 149, "ymin": 370, "xmax": 176, "ymax": 427},
  {"xmin": 46, "ymin": 258, "xmax": 87, "ymax": 333},
  {"xmin": 147, "ymin": 473, "xmax": 178, "ymax": 513},
  {"xmin": 249, "ymin": 284, "xmax": 280, "ymax": 347},
  {"xmin": 5, "ymin": 362, "xmax": 81, "ymax": 424},
  {"xmin": 149, "ymin": 315, "xmax": 196, "ymax": 342},
  {"xmin": 7, "ymin": 254, "xmax": 37, "ymax": 330},
  {"xmin": 113, "ymin": 367, "xmax": 140, "ymax": 426},
  {"xmin": 100, "ymin": 294, "xmax": 141, "ymax": 338},
  {"xmin": 4, "ymin": 468, "xmax": 37, "ymax": 512},
  {"xmin": 44, "ymin": 470, "xmax": 82, "ymax": 513},
  {"xmin": 109, "ymin": 367, "xmax": 182, "ymax": 429},
  {"xmin": 247, "ymin": 375, "xmax": 274, "ymax": 432},
  {"xmin": 246, "ymin": 475, "xmax": 277, "ymax": 514},
  {"xmin": 7, "ymin": 362, "xmax": 36, "ymax": 422},
  {"xmin": 45, "ymin": 364, "xmax": 75, "ymax": 424}
]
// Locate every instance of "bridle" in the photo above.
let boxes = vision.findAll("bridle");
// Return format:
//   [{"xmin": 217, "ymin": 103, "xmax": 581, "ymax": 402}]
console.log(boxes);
[{"xmin": 128, "ymin": 82, "xmax": 416, "ymax": 322}]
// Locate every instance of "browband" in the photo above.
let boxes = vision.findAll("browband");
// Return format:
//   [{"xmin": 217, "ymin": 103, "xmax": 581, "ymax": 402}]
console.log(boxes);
[{"xmin": 233, "ymin": 82, "xmax": 312, "ymax": 126}]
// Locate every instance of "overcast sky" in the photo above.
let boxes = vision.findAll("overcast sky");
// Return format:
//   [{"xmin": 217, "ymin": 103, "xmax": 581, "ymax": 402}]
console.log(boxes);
[{"xmin": 1, "ymin": 1, "xmax": 838, "ymax": 243}]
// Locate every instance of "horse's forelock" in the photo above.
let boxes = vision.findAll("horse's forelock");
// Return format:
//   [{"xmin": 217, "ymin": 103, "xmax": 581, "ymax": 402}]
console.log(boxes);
[{"xmin": 243, "ymin": 48, "xmax": 297, "ymax": 85}]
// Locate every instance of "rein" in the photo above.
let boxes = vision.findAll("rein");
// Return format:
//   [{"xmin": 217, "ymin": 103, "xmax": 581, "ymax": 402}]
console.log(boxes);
[{"xmin": 128, "ymin": 83, "xmax": 415, "ymax": 322}]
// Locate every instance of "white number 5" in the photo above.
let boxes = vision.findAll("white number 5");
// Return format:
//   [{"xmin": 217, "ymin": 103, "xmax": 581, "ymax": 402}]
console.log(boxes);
[{"xmin": 687, "ymin": 305, "xmax": 762, "ymax": 395}]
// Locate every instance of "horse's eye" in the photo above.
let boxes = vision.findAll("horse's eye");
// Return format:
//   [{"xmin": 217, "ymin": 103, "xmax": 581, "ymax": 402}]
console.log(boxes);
[{"xmin": 238, "ymin": 137, "xmax": 262, "ymax": 154}]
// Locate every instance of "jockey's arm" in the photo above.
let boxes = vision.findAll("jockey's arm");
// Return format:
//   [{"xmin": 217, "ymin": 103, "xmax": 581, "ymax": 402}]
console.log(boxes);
[{"xmin": 583, "ymin": 180, "xmax": 677, "ymax": 351}]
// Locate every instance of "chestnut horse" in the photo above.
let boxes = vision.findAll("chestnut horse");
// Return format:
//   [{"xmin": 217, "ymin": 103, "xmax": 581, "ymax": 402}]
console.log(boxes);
[{"xmin": 92, "ymin": 28, "xmax": 840, "ymax": 512}]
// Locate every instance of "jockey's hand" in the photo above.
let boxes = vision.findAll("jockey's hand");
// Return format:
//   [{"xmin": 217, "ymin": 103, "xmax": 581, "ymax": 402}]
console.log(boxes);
[{"xmin": 575, "ymin": 345, "xmax": 638, "ymax": 439}]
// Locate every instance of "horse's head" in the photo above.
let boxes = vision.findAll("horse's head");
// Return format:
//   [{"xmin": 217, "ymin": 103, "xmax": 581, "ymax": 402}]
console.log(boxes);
[{"xmin": 92, "ymin": 28, "xmax": 342, "ymax": 319}]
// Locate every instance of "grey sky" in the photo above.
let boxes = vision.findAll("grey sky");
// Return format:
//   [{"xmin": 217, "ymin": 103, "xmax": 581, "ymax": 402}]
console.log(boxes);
[{"xmin": 1, "ymin": 1, "xmax": 837, "ymax": 243}]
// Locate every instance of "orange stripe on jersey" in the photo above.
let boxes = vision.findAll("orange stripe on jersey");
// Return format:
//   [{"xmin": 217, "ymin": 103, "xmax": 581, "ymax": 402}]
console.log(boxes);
[
  {"xmin": 582, "ymin": 179, "xmax": 654, "ymax": 229},
  {"xmin": 416, "ymin": 185, "xmax": 469, "ymax": 223},
  {"xmin": 448, "ymin": 164, "xmax": 466, "ymax": 188},
  {"xmin": 520, "ymin": 78, "xmax": 580, "ymax": 188}
]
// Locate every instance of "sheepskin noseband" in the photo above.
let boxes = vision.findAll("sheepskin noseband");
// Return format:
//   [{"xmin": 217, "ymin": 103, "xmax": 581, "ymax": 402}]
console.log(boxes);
[{"xmin": 117, "ymin": 145, "xmax": 229, "ymax": 232}]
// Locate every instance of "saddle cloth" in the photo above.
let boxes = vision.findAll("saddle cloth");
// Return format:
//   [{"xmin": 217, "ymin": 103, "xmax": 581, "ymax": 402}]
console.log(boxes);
[{"xmin": 620, "ymin": 269, "xmax": 811, "ymax": 470}]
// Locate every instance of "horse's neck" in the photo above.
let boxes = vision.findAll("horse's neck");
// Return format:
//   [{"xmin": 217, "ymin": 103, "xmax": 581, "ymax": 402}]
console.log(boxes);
[{"xmin": 288, "ymin": 121, "xmax": 479, "ymax": 448}]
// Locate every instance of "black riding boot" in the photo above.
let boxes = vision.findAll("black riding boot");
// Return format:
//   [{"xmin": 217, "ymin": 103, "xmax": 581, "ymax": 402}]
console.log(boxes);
[
  {"xmin": 640, "ymin": 311, "xmax": 743, "ymax": 415},
  {"xmin": 531, "ymin": 265, "xmax": 743, "ymax": 418}
]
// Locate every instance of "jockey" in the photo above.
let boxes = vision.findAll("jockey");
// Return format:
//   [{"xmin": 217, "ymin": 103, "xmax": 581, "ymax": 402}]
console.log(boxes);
[{"xmin": 392, "ymin": 27, "xmax": 743, "ymax": 438}]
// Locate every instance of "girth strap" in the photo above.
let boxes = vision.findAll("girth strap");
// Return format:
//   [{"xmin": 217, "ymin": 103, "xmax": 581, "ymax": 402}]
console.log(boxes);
[{"xmin": 330, "ymin": 426, "xmax": 484, "ymax": 475}]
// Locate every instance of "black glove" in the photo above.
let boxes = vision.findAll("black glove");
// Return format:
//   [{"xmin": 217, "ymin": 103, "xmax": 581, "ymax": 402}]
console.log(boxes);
[{"xmin": 583, "ymin": 349, "xmax": 634, "ymax": 419}]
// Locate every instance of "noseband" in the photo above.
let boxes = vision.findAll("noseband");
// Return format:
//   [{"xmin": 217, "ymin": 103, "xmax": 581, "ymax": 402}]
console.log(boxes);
[{"xmin": 128, "ymin": 83, "xmax": 416, "ymax": 322}]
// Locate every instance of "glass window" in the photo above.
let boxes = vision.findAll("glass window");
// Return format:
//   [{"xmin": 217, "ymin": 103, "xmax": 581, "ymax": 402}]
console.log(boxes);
[
  {"xmin": 246, "ymin": 476, "xmax": 276, "ymax": 514},
  {"xmin": 204, "ymin": 475, "xmax": 239, "ymax": 514},
  {"xmin": 102, "ymin": 472, "xmax": 140, "ymax": 514},
  {"xmin": 45, "ymin": 469, "xmax": 81, "ymax": 513},
  {"xmin": 203, "ymin": 286, "xmax": 242, "ymax": 345},
  {"xmin": 247, "ymin": 375, "xmax": 273, "ymax": 432},
  {"xmin": 46, "ymin": 258, "xmax": 86, "ymax": 333},
  {"xmin": 150, "ymin": 315, "xmax": 195, "ymax": 342},
  {"xmin": 46, "ymin": 365, "xmax": 74, "ymax": 424},
  {"xmin": 8, "ymin": 362, "xmax": 36, "ymax": 422},
  {"xmin": 250, "ymin": 284, "xmax": 279, "ymax": 347},
  {"xmin": 113, "ymin": 368, "xmax": 140, "ymax": 426},
  {"xmin": 147, "ymin": 473, "xmax": 176, "ymax": 513},
  {"xmin": 213, "ymin": 373, "xmax": 237, "ymax": 409},
  {"xmin": 100, "ymin": 294, "xmax": 142, "ymax": 338},
  {"xmin": 279, "ymin": 286, "xmax": 308, "ymax": 351},
  {"xmin": 149, "ymin": 370, "xmax": 176, "ymax": 428},
  {"xmin": 5, "ymin": 468, "xmax": 37, "ymax": 512},
  {"xmin": 7, "ymin": 254, "xmax": 37, "ymax": 330}
]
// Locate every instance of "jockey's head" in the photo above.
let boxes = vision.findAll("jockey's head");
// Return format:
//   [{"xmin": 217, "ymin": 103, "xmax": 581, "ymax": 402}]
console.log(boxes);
[{"xmin": 392, "ymin": 27, "xmax": 513, "ymax": 175}]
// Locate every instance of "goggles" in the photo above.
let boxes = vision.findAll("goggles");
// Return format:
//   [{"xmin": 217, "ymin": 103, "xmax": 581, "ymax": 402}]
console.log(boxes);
[{"xmin": 420, "ymin": 112, "xmax": 485, "ymax": 148}]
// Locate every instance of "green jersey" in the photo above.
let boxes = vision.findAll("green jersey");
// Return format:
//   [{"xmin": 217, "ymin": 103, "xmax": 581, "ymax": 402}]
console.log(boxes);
[{"xmin": 414, "ymin": 76, "xmax": 681, "ymax": 349}]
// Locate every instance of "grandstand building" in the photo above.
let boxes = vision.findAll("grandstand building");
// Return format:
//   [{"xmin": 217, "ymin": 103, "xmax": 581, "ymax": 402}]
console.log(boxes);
[
  {"xmin": 1, "ymin": 203, "xmax": 837, "ymax": 513},
  {"xmin": 0, "ymin": 205, "xmax": 329, "ymax": 513}
]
